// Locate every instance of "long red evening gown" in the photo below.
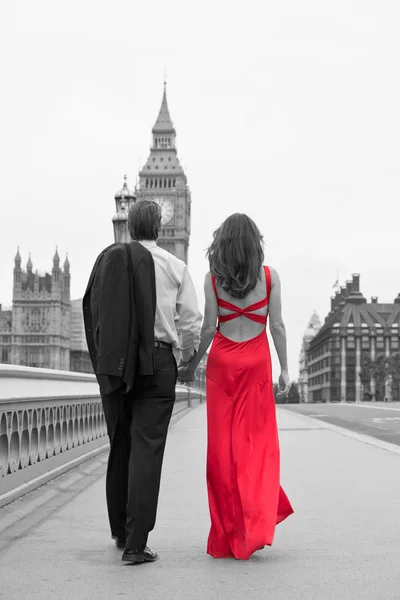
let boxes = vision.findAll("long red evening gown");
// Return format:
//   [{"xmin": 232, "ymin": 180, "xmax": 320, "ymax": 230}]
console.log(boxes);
[{"xmin": 206, "ymin": 266, "xmax": 294, "ymax": 560}]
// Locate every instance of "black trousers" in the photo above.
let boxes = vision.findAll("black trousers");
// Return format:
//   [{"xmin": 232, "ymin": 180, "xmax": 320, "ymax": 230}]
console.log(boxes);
[{"xmin": 101, "ymin": 346, "xmax": 177, "ymax": 550}]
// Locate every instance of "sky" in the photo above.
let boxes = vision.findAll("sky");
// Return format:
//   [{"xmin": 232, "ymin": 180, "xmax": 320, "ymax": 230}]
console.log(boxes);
[{"xmin": 1, "ymin": 1, "xmax": 400, "ymax": 381}]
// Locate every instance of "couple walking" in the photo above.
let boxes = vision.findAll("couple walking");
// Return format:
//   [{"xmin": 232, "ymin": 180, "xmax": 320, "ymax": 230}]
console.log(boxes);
[{"xmin": 83, "ymin": 200, "xmax": 294, "ymax": 564}]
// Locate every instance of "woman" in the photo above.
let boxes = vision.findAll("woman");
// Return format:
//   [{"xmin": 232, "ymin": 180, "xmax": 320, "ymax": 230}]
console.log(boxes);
[{"xmin": 178, "ymin": 213, "xmax": 294, "ymax": 560}]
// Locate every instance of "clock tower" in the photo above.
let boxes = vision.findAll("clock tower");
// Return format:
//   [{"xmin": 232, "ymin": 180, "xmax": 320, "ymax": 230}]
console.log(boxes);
[{"xmin": 134, "ymin": 83, "xmax": 191, "ymax": 264}]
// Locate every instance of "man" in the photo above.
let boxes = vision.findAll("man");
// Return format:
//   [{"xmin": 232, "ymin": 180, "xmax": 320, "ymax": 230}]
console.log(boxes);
[{"xmin": 83, "ymin": 199, "xmax": 202, "ymax": 565}]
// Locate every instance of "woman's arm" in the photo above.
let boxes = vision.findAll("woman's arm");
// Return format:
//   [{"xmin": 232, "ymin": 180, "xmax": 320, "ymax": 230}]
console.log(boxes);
[
  {"xmin": 178, "ymin": 272, "xmax": 217, "ymax": 378},
  {"xmin": 268, "ymin": 267, "xmax": 290, "ymax": 393}
]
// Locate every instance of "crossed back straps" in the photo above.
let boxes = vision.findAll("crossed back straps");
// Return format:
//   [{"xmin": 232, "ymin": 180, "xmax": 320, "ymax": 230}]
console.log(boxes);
[{"xmin": 211, "ymin": 266, "xmax": 271, "ymax": 325}]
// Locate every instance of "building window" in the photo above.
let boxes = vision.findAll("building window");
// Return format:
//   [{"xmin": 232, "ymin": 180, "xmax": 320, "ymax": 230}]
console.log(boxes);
[
  {"xmin": 1, "ymin": 349, "xmax": 9, "ymax": 363},
  {"xmin": 362, "ymin": 336, "xmax": 369, "ymax": 350},
  {"xmin": 376, "ymin": 336, "xmax": 384, "ymax": 350},
  {"xmin": 391, "ymin": 337, "xmax": 399, "ymax": 350}
]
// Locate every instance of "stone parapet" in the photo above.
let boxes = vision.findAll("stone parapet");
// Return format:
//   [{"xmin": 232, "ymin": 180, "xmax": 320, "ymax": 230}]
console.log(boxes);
[
  {"xmin": 0, "ymin": 363, "xmax": 205, "ymax": 506},
  {"xmin": 0, "ymin": 394, "xmax": 106, "ymax": 480}
]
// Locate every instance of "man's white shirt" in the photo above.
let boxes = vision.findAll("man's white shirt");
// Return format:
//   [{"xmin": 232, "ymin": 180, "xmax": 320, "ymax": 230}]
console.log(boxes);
[{"xmin": 139, "ymin": 240, "xmax": 202, "ymax": 363}]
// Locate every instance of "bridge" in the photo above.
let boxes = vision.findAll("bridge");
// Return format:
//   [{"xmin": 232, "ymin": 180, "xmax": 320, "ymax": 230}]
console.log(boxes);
[{"xmin": 1, "ymin": 365, "xmax": 400, "ymax": 599}]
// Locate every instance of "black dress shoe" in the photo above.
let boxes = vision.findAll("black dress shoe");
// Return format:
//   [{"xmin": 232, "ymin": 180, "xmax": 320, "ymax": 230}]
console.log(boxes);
[
  {"xmin": 122, "ymin": 546, "xmax": 159, "ymax": 564},
  {"xmin": 111, "ymin": 535, "xmax": 126, "ymax": 550}
]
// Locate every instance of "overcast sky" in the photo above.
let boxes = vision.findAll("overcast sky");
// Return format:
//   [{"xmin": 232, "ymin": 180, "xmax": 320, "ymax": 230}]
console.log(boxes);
[{"xmin": 1, "ymin": 1, "xmax": 400, "ymax": 380}]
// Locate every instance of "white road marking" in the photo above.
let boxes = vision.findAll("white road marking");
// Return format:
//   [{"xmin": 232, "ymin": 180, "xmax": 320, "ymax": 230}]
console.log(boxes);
[
  {"xmin": 306, "ymin": 414, "xmax": 331, "ymax": 418},
  {"xmin": 328, "ymin": 404, "xmax": 400, "ymax": 412}
]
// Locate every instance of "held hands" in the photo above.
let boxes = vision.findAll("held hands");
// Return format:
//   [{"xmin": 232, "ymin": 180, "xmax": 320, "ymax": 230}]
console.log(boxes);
[
  {"xmin": 177, "ymin": 362, "xmax": 196, "ymax": 384},
  {"xmin": 276, "ymin": 370, "xmax": 291, "ymax": 400}
]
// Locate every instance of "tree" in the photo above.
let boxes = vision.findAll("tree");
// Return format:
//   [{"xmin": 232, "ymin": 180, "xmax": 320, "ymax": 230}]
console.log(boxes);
[
  {"xmin": 359, "ymin": 352, "xmax": 373, "ymax": 388},
  {"xmin": 371, "ymin": 353, "xmax": 389, "ymax": 401},
  {"xmin": 287, "ymin": 381, "xmax": 300, "ymax": 404},
  {"xmin": 359, "ymin": 352, "xmax": 374, "ymax": 400},
  {"xmin": 388, "ymin": 352, "xmax": 400, "ymax": 402}
]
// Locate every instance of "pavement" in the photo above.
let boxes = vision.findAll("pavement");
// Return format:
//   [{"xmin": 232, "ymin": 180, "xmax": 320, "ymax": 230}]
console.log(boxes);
[{"xmin": 1, "ymin": 403, "xmax": 400, "ymax": 600}]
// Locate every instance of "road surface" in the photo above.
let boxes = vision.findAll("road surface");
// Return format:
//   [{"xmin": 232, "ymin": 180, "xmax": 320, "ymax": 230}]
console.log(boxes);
[{"xmin": 280, "ymin": 402, "xmax": 400, "ymax": 446}]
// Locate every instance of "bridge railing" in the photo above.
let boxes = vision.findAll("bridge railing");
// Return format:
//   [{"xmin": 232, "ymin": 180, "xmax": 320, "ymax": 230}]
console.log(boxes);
[{"xmin": 0, "ymin": 364, "xmax": 205, "ymax": 507}]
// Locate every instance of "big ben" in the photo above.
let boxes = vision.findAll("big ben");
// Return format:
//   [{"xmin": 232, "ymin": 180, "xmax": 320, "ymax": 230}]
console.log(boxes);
[{"xmin": 113, "ymin": 83, "xmax": 191, "ymax": 264}]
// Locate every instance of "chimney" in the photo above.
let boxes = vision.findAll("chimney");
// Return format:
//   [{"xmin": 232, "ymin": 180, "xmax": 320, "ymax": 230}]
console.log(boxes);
[
  {"xmin": 346, "ymin": 280, "xmax": 352, "ymax": 295},
  {"xmin": 352, "ymin": 273, "xmax": 360, "ymax": 292},
  {"xmin": 395, "ymin": 293, "xmax": 400, "ymax": 305},
  {"xmin": 331, "ymin": 297, "xmax": 336, "ymax": 311},
  {"xmin": 371, "ymin": 296, "xmax": 378, "ymax": 304}
]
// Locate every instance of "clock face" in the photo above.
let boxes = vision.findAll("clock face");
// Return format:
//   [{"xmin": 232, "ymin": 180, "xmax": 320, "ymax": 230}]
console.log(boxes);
[{"xmin": 154, "ymin": 197, "xmax": 174, "ymax": 225}]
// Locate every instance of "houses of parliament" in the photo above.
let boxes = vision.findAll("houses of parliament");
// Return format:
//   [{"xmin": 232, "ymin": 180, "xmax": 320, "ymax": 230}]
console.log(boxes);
[{"xmin": 0, "ymin": 84, "xmax": 192, "ymax": 373}]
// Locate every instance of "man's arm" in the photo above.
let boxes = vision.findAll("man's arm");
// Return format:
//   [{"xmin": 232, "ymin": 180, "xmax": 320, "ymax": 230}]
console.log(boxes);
[
  {"xmin": 179, "ymin": 272, "xmax": 217, "ymax": 379},
  {"xmin": 176, "ymin": 266, "xmax": 203, "ymax": 364}
]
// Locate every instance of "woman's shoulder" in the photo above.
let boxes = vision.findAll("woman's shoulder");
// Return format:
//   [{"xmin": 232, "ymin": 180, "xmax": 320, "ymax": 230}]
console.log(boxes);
[
  {"xmin": 204, "ymin": 271, "xmax": 214, "ymax": 289},
  {"xmin": 264, "ymin": 265, "xmax": 280, "ymax": 287},
  {"xmin": 265, "ymin": 264, "xmax": 278, "ymax": 276}
]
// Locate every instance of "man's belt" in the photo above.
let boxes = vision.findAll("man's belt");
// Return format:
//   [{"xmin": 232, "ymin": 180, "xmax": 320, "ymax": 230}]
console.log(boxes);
[{"xmin": 154, "ymin": 340, "xmax": 172, "ymax": 349}]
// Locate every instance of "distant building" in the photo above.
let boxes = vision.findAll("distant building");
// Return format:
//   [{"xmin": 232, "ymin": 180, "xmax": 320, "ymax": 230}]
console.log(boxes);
[
  {"xmin": 8, "ymin": 249, "xmax": 71, "ymax": 369},
  {"xmin": 306, "ymin": 274, "xmax": 400, "ymax": 403},
  {"xmin": 0, "ymin": 305, "xmax": 12, "ymax": 364},
  {"xmin": 70, "ymin": 299, "xmax": 93, "ymax": 373},
  {"xmin": 298, "ymin": 311, "xmax": 321, "ymax": 402},
  {"xmin": 0, "ymin": 250, "xmax": 91, "ymax": 373}
]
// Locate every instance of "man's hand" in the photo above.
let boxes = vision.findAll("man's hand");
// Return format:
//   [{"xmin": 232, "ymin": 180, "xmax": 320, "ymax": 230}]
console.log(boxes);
[{"xmin": 177, "ymin": 365, "xmax": 196, "ymax": 383}]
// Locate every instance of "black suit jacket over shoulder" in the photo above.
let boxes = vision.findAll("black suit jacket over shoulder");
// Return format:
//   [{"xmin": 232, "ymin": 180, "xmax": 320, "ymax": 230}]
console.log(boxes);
[{"xmin": 83, "ymin": 242, "xmax": 156, "ymax": 395}]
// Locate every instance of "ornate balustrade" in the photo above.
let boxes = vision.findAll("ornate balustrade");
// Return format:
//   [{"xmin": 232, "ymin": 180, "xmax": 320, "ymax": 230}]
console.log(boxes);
[
  {"xmin": 0, "ymin": 364, "xmax": 205, "ymax": 506},
  {"xmin": 0, "ymin": 394, "xmax": 107, "ymax": 479}
]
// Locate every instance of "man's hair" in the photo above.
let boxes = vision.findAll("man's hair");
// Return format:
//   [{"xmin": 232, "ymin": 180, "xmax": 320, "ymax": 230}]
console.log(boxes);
[
  {"xmin": 128, "ymin": 200, "xmax": 162, "ymax": 241},
  {"xmin": 206, "ymin": 213, "xmax": 265, "ymax": 299}
]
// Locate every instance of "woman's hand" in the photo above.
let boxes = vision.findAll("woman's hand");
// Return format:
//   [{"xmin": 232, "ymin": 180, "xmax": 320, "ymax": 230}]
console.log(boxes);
[
  {"xmin": 277, "ymin": 371, "xmax": 291, "ymax": 399},
  {"xmin": 177, "ymin": 364, "xmax": 196, "ymax": 383}
]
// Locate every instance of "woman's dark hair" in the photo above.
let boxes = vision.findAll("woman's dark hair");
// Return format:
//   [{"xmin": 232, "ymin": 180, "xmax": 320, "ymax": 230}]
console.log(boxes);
[
  {"xmin": 128, "ymin": 200, "xmax": 162, "ymax": 241},
  {"xmin": 206, "ymin": 213, "xmax": 264, "ymax": 299}
]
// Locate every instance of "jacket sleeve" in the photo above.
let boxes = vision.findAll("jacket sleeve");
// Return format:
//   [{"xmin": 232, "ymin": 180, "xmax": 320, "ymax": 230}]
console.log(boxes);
[
  {"xmin": 133, "ymin": 253, "xmax": 156, "ymax": 376},
  {"xmin": 96, "ymin": 246, "xmax": 130, "ymax": 380}
]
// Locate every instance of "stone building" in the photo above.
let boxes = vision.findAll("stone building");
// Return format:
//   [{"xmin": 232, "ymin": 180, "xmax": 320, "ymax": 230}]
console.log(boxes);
[
  {"xmin": 306, "ymin": 274, "xmax": 400, "ymax": 403},
  {"xmin": 0, "ymin": 249, "xmax": 71, "ymax": 370},
  {"xmin": 70, "ymin": 299, "xmax": 93, "ymax": 373},
  {"xmin": 0, "ymin": 251, "xmax": 93, "ymax": 373},
  {"xmin": 298, "ymin": 311, "xmax": 321, "ymax": 402},
  {"xmin": 0, "ymin": 305, "xmax": 12, "ymax": 364},
  {"xmin": 112, "ymin": 83, "xmax": 192, "ymax": 264}
]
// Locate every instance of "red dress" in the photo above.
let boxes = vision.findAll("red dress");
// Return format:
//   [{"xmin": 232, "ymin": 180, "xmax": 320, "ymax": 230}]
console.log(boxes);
[{"xmin": 206, "ymin": 266, "xmax": 294, "ymax": 560}]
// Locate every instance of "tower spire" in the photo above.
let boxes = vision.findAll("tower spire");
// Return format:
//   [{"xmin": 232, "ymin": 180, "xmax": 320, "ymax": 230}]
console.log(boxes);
[{"xmin": 152, "ymin": 82, "xmax": 175, "ymax": 134}]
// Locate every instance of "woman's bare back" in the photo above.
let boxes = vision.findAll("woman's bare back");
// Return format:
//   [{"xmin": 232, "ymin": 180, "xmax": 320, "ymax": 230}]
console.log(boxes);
[{"xmin": 216, "ymin": 267, "xmax": 270, "ymax": 342}]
